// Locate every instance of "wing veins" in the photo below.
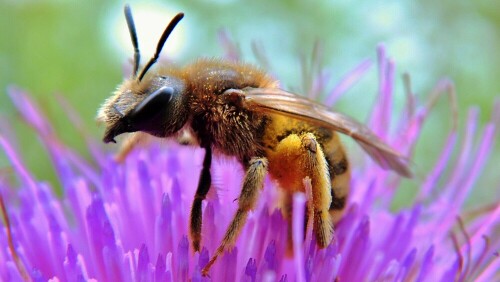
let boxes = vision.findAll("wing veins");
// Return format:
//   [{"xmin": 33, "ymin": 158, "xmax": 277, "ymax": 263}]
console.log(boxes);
[{"xmin": 241, "ymin": 87, "xmax": 412, "ymax": 177}]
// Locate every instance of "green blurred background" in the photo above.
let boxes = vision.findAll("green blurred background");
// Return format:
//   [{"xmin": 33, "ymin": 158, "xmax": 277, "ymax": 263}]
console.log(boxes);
[{"xmin": 0, "ymin": 0, "xmax": 498, "ymax": 208}]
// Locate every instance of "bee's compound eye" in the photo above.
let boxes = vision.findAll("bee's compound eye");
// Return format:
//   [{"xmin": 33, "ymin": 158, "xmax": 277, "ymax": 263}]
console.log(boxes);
[{"xmin": 130, "ymin": 86, "xmax": 173, "ymax": 122}]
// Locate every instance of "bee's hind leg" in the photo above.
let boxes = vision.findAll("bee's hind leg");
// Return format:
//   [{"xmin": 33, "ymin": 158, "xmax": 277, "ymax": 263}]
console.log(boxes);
[
  {"xmin": 273, "ymin": 132, "xmax": 333, "ymax": 252},
  {"xmin": 299, "ymin": 133, "xmax": 334, "ymax": 248},
  {"xmin": 201, "ymin": 157, "xmax": 268, "ymax": 276}
]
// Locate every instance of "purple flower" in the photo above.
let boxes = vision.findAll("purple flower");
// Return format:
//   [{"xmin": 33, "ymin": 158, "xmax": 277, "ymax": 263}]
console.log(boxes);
[{"xmin": 1, "ymin": 45, "xmax": 499, "ymax": 281}]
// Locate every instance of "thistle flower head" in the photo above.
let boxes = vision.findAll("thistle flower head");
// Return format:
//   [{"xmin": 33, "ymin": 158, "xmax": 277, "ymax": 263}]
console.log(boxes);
[{"xmin": 1, "ymin": 44, "xmax": 499, "ymax": 281}]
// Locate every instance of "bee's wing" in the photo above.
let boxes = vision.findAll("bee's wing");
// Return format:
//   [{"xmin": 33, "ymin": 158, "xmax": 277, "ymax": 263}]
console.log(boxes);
[{"xmin": 242, "ymin": 87, "xmax": 412, "ymax": 177}]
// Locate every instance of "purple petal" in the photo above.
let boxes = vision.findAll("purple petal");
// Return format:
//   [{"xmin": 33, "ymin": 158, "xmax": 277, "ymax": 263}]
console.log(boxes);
[
  {"xmin": 242, "ymin": 258, "xmax": 257, "ymax": 282},
  {"xmin": 260, "ymin": 240, "xmax": 277, "ymax": 274},
  {"xmin": 217, "ymin": 29, "xmax": 241, "ymax": 61},
  {"xmin": 31, "ymin": 268, "xmax": 45, "ymax": 282},
  {"xmin": 324, "ymin": 59, "xmax": 373, "ymax": 107},
  {"xmin": 175, "ymin": 236, "xmax": 189, "ymax": 281},
  {"xmin": 7, "ymin": 86, "xmax": 53, "ymax": 136},
  {"xmin": 198, "ymin": 248, "xmax": 209, "ymax": 270},
  {"xmin": 292, "ymin": 193, "xmax": 306, "ymax": 282},
  {"xmin": 64, "ymin": 244, "xmax": 86, "ymax": 280},
  {"xmin": 137, "ymin": 244, "xmax": 151, "ymax": 282},
  {"xmin": 155, "ymin": 254, "xmax": 167, "ymax": 282},
  {"xmin": 416, "ymin": 245, "xmax": 435, "ymax": 282},
  {"xmin": 156, "ymin": 193, "xmax": 174, "ymax": 255},
  {"xmin": 397, "ymin": 248, "xmax": 416, "ymax": 281},
  {"xmin": 440, "ymin": 259, "xmax": 460, "ymax": 282},
  {"xmin": 217, "ymin": 248, "xmax": 237, "ymax": 282}
]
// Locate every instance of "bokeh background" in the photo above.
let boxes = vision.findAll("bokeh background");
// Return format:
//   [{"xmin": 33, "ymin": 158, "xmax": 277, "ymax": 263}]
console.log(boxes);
[{"xmin": 0, "ymin": 1, "xmax": 498, "ymax": 208}]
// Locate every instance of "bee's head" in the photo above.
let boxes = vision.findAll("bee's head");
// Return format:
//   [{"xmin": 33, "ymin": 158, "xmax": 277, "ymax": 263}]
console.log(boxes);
[
  {"xmin": 97, "ymin": 75, "xmax": 188, "ymax": 143},
  {"xmin": 97, "ymin": 5, "xmax": 186, "ymax": 143}
]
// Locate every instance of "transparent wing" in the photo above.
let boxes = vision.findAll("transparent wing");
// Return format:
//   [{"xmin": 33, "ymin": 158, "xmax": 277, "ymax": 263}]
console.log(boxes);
[{"xmin": 241, "ymin": 87, "xmax": 412, "ymax": 177}]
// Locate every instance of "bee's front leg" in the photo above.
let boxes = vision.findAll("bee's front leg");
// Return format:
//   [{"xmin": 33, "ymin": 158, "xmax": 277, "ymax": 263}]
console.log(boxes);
[
  {"xmin": 189, "ymin": 146, "xmax": 212, "ymax": 252},
  {"xmin": 115, "ymin": 132, "xmax": 152, "ymax": 163},
  {"xmin": 201, "ymin": 157, "xmax": 268, "ymax": 277}
]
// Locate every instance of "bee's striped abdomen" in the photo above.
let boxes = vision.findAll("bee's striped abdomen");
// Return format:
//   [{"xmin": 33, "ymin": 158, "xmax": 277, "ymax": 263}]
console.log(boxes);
[{"xmin": 323, "ymin": 133, "xmax": 351, "ymax": 223}]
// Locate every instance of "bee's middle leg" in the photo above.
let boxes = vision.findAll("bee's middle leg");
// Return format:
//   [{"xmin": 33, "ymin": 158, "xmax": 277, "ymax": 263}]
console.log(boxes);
[
  {"xmin": 201, "ymin": 157, "xmax": 268, "ymax": 276},
  {"xmin": 189, "ymin": 146, "xmax": 212, "ymax": 252}
]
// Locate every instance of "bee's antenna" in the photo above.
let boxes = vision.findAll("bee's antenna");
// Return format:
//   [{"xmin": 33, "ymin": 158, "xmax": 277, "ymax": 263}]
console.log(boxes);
[
  {"xmin": 138, "ymin": 12, "xmax": 184, "ymax": 81},
  {"xmin": 124, "ymin": 4, "xmax": 141, "ymax": 77}
]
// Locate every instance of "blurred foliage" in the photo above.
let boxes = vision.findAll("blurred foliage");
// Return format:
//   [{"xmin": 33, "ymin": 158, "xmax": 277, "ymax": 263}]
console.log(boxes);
[{"xmin": 0, "ymin": 0, "xmax": 498, "ymax": 208}]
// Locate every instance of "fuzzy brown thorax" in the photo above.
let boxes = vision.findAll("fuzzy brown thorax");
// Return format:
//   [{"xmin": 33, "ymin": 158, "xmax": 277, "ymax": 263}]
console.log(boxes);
[{"xmin": 183, "ymin": 59, "xmax": 277, "ymax": 159}]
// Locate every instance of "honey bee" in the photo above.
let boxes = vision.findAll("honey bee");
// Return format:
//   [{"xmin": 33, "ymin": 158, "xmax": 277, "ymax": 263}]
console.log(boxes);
[{"xmin": 97, "ymin": 5, "xmax": 412, "ymax": 276}]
